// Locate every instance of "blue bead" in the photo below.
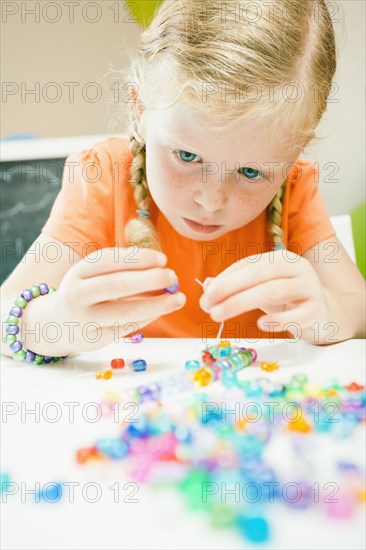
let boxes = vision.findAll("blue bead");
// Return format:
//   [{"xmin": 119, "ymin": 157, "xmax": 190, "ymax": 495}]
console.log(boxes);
[
  {"xmin": 0, "ymin": 472, "xmax": 10, "ymax": 493},
  {"xmin": 95, "ymin": 438, "xmax": 129, "ymax": 459},
  {"xmin": 185, "ymin": 360, "xmax": 200, "ymax": 371},
  {"xmin": 236, "ymin": 514, "xmax": 270, "ymax": 543},
  {"xmin": 220, "ymin": 346, "xmax": 232, "ymax": 356},
  {"xmin": 131, "ymin": 359, "xmax": 147, "ymax": 372},
  {"xmin": 37, "ymin": 483, "xmax": 62, "ymax": 502}
]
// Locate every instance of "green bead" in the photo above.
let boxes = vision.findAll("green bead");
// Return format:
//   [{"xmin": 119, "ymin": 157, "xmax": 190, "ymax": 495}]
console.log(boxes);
[
  {"xmin": 48, "ymin": 287, "xmax": 56, "ymax": 293},
  {"xmin": 210, "ymin": 503, "xmax": 236, "ymax": 528},
  {"xmin": 14, "ymin": 296, "xmax": 27, "ymax": 309},
  {"xmin": 5, "ymin": 334, "xmax": 17, "ymax": 345},
  {"xmin": 5, "ymin": 315, "xmax": 19, "ymax": 325},
  {"xmin": 31, "ymin": 286, "xmax": 40, "ymax": 298},
  {"xmin": 34, "ymin": 355, "xmax": 44, "ymax": 365},
  {"xmin": 52, "ymin": 357, "xmax": 61, "ymax": 362},
  {"xmin": 13, "ymin": 349, "xmax": 26, "ymax": 362}
]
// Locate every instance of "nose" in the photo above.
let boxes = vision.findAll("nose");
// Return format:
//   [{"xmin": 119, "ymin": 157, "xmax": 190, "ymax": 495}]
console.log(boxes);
[{"xmin": 193, "ymin": 180, "xmax": 228, "ymax": 212}]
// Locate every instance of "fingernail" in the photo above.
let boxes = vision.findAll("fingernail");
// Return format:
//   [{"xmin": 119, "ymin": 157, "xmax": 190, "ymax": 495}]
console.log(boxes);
[
  {"xmin": 156, "ymin": 253, "xmax": 167, "ymax": 266},
  {"xmin": 168, "ymin": 269, "xmax": 178, "ymax": 284},
  {"xmin": 175, "ymin": 294, "xmax": 186, "ymax": 307}
]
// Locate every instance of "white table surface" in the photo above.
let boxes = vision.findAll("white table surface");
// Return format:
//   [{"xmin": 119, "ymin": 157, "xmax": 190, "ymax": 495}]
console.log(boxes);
[{"xmin": 1, "ymin": 338, "xmax": 365, "ymax": 550}]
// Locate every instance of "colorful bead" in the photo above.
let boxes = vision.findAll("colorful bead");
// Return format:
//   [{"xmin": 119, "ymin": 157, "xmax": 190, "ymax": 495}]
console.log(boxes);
[
  {"xmin": 30, "ymin": 285, "xmax": 41, "ymax": 298},
  {"xmin": 346, "ymin": 382, "xmax": 364, "ymax": 392},
  {"xmin": 39, "ymin": 283, "xmax": 49, "ymax": 295},
  {"xmin": 6, "ymin": 325, "xmax": 19, "ymax": 335},
  {"xmin": 164, "ymin": 283, "xmax": 179, "ymax": 294},
  {"xmin": 260, "ymin": 361, "xmax": 280, "ymax": 372},
  {"xmin": 9, "ymin": 341, "xmax": 22, "ymax": 353},
  {"xmin": 130, "ymin": 333, "xmax": 144, "ymax": 343},
  {"xmin": 111, "ymin": 358, "xmax": 125, "ymax": 369},
  {"xmin": 95, "ymin": 438, "xmax": 129, "ymax": 459},
  {"xmin": 14, "ymin": 296, "xmax": 27, "ymax": 309},
  {"xmin": 20, "ymin": 289, "xmax": 33, "ymax": 302},
  {"xmin": 5, "ymin": 315, "xmax": 19, "ymax": 325},
  {"xmin": 9, "ymin": 306, "xmax": 22, "ymax": 317},
  {"xmin": 96, "ymin": 369, "xmax": 113, "ymax": 380},
  {"xmin": 218, "ymin": 340, "xmax": 231, "ymax": 347},
  {"xmin": 185, "ymin": 360, "xmax": 201, "ymax": 371},
  {"xmin": 13, "ymin": 349, "xmax": 26, "ymax": 361},
  {"xmin": 131, "ymin": 359, "xmax": 147, "ymax": 372},
  {"xmin": 76, "ymin": 446, "xmax": 103, "ymax": 464}
]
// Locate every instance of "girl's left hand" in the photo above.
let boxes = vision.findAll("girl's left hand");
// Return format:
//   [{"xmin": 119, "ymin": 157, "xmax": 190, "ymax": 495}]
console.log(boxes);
[{"xmin": 199, "ymin": 250, "xmax": 332, "ymax": 343}]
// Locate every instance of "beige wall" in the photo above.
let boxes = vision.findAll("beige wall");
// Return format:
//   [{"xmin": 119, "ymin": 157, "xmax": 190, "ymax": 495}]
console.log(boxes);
[{"xmin": 1, "ymin": 1, "xmax": 365, "ymax": 214}]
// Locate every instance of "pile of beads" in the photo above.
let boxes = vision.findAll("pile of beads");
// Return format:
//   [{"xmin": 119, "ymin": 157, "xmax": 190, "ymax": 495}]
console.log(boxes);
[
  {"xmin": 186, "ymin": 344, "xmax": 257, "ymax": 387},
  {"xmin": 77, "ymin": 374, "xmax": 366, "ymax": 543}
]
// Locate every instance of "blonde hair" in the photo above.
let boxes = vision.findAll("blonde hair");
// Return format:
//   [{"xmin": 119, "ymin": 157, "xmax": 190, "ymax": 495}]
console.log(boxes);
[{"xmin": 113, "ymin": 0, "xmax": 337, "ymax": 250}]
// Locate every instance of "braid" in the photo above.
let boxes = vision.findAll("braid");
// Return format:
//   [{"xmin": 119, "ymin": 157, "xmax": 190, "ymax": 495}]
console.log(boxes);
[
  {"xmin": 267, "ymin": 180, "xmax": 287, "ymax": 247},
  {"xmin": 124, "ymin": 129, "xmax": 162, "ymax": 251}
]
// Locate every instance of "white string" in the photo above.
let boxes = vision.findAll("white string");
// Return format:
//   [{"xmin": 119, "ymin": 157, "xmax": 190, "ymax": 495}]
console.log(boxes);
[{"xmin": 195, "ymin": 278, "xmax": 224, "ymax": 343}]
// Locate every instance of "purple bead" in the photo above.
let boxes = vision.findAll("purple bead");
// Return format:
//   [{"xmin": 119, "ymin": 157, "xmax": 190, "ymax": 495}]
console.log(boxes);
[
  {"xmin": 25, "ymin": 350, "xmax": 36, "ymax": 362},
  {"xmin": 247, "ymin": 348, "xmax": 257, "ymax": 361},
  {"xmin": 6, "ymin": 325, "xmax": 19, "ymax": 335},
  {"xmin": 39, "ymin": 283, "xmax": 49, "ymax": 295},
  {"xmin": 20, "ymin": 289, "xmax": 33, "ymax": 302},
  {"xmin": 130, "ymin": 333, "xmax": 144, "ymax": 343},
  {"xmin": 43, "ymin": 356, "xmax": 53, "ymax": 363},
  {"xmin": 9, "ymin": 306, "xmax": 23, "ymax": 318},
  {"xmin": 164, "ymin": 283, "xmax": 179, "ymax": 294},
  {"xmin": 9, "ymin": 341, "xmax": 22, "ymax": 352}
]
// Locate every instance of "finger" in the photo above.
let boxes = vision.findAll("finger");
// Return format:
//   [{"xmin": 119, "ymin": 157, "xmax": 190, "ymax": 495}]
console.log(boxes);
[
  {"xmin": 257, "ymin": 303, "xmax": 314, "ymax": 333},
  {"xmin": 209, "ymin": 250, "xmax": 304, "ymax": 288},
  {"xmin": 199, "ymin": 265, "xmax": 301, "ymax": 311},
  {"xmin": 90, "ymin": 292, "xmax": 186, "ymax": 328},
  {"xmin": 206, "ymin": 279, "xmax": 310, "ymax": 322},
  {"xmin": 74, "ymin": 247, "xmax": 167, "ymax": 279},
  {"xmin": 79, "ymin": 267, "xmax": 178, "ymax": 306}
]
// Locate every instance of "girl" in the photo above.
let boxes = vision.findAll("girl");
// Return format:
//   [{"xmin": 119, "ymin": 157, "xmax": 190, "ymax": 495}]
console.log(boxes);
[{"xmin": 1, "ymin": 0, "xmax": 365, "ymax": 363}]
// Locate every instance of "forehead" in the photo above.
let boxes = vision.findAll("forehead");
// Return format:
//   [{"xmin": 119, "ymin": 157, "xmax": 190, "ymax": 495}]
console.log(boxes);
[{"xmin": 145, "ymin": 102, "xmax": 298, "ymax": 164}]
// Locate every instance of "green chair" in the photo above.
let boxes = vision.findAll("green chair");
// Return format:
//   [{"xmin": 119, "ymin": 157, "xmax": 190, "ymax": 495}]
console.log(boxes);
[{"xmin": 350, "ymin": 202, "xmax": 366, "ymax": 279}]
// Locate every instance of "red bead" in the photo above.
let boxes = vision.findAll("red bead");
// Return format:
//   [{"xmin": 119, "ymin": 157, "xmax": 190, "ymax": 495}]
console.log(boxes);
[
  {"xmin": 76, "ymin": 446, "xmax": 101, "ymax": 464},
  {"xmin": 345, "ymin": 382, "xmax": 364, "ymax": 392},
  {"xmin": 111, "ymin": 358, "xmax": 125, "ymax": 369}
]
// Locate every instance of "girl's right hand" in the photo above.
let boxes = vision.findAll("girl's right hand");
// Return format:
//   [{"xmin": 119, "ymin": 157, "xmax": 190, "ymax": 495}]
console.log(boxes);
[{"xmin": 54, "ymin": 247, "xmax": 186, "ymax": 353}]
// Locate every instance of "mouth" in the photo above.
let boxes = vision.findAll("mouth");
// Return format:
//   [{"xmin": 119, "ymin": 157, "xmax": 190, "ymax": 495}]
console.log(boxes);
[{"xmin": 183, "ymin": 217, "xmax": 223, "ymax": 234}]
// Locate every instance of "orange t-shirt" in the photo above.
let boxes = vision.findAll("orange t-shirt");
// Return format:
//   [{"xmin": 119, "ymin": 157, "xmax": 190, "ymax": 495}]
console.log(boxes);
[{"xmin": 42, "ymin": 137, "xmax": 336, "ymax": 339}]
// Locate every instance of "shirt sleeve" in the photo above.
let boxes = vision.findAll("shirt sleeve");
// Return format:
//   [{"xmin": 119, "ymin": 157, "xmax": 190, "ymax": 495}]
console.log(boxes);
[
  {"xmin": 41, "ymin": 141, "xmax": 116, "ymax": 259},
  {"xmin": 286, "ymin": 159, "xmax": 337, "ymax": 255}
]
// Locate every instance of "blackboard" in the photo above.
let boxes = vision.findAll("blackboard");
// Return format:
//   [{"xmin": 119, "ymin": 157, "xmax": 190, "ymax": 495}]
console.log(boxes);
[{"xmin": 0, "ymin": 158, "xmax": 66, "ymax": 284}]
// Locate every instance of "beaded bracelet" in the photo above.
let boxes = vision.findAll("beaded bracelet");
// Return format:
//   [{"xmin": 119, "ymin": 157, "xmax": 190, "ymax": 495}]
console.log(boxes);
[{"xmin": 3, "ymin": 283, "xmax": 68, "ymax": 365}]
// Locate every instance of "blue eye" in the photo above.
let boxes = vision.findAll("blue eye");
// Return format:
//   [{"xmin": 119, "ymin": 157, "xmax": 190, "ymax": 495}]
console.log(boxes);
[
  {"xmin": 175, "ymin": 149, "xmax": 201, "ymax": 163},
  {"xmin": 241, "ymin": 167, "xmax": 262, "ymax": 180}
]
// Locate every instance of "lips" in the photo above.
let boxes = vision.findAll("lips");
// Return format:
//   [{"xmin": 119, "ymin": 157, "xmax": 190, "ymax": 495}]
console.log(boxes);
[{"xmin": 183, "ymin": 217, "xmax": 223, "ymax": 234}]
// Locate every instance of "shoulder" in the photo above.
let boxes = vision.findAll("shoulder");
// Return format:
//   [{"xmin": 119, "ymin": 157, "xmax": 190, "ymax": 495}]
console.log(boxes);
[
  {"xmin": 63, "ymin": 136, "xmax": 133, "ymax": 187},
  {"xmin": 71, "ymin": 136, "xmax": 132, "ymax": 167}
]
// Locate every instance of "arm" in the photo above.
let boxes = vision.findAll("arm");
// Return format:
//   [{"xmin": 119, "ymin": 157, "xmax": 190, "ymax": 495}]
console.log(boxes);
[
  {"xmin": 303, "ymin": 236, "xmax": 366, "ymax": 343},
  {"xmin": 1, "ymin": 232, "xmax": 82, "ymax": 358}
]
